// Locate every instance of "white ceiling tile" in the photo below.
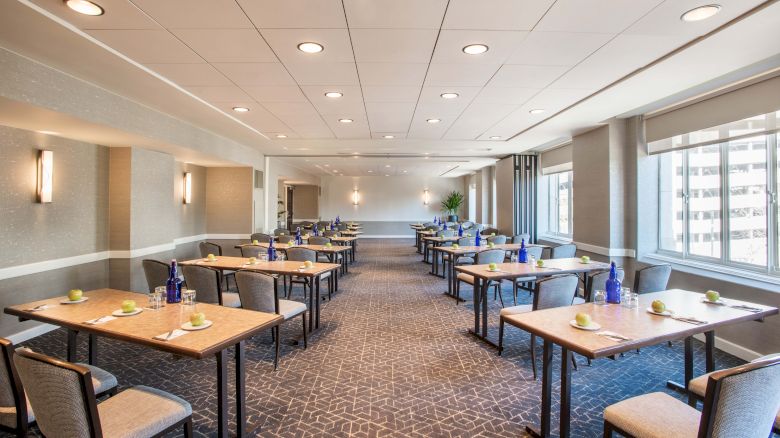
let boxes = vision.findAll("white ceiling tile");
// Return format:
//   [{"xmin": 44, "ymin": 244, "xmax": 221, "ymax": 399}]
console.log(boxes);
[
  {"xmin": 264, "ymin": 102, "xmax": 321, "ymax": 118},
  {"xmin": 371, "ymin": 132, "xmax": 407, "ymax": 139},
  {"xmin": 523, "ymin": 88, "xmax": 595, "ymax": 112},
  {"xmin": 432, "ymin": 30, "xmax": 528, "ymax": 64},
  {"xmin": 29, "ymin": 0, "xmax": 161, "ymax": 30},
  {"xmin": 213, "ymin": 63, "xmax": 296, "ymax": 86},
  {"xmin": 505, "ymin": 31, "xmax": 614, "ymax": 66},
  {"xmin": 211, "ymin": 102, "xmax": 290, "ymax": 132},
  {"xmin": 323, "ymin": 115, "xmax": 371, "ymax": 139},
  {"xmin": 185, "ymin": 86, "xmax": 253, "ymax": 103},
  {"xmin": 86, "ymin": 30, "xmax": 201, "ymax": 63},
  {"xmin": 344, "ymin": 0, "xmax": 447, "ymax": 29},
  {"xmin": 536, "ymin": 0, "xmax": 664, "ymax": 33},
  {"xmin": 414, "ymin": 102, "xmax": 468, "ymax": 117},
  {"xmin": 236, "ymin": 0, "xmax": 347, "ymax": 28},
  {"xmin": 285, "ymin": 63, "xmax": 360, "ymax": 85},
  {"xmin": 351, "ymin": 29, "xmax": 438, "ymax": 63},
  {"xmin": 443, "ymin": 0, "xmax": 555, "ymax": 31},
  {"xmin": 243, "ymin": 86, "xmax": 307, "ymax": 102},
  {"xmin": 261, "ymin": 29, "xmax": 354, "ymax": 64},
  {"xmin": 357, "ymin": 63, "xmax": 428, "ymax": 86},
  {"xmin": 474, "ymin": 87, "xmax": 539, "ymax": 104},
  {"xmin": 425, "ymin": 63, "xmax": 501, "ymax": 86},
  {"xmin": 289, "ymin": 123, "xmax": 335, "ymax": 139},
  {"xmin": 418, "ymin": 86, "xmax": 482, "ymax": 103},
  {"xmin": 172, "ymin": 29, "xmax": 276, "ymax": 63},
  {"xmin": 145, "ymin": 63, "xmax": 231, "ymax": 86},
  {"xmin": 362, "ymin": 86, "xmax": 421, "ymax": 102},
  {"xmin": 443, "ymin": 103, "xmax": 518, "ymax": 139},
  {"xmin": 300, "ymin": 85, "xmax": 365, "ymax": 115},
  {"xmin": 408, "ymin": 116, "xmax": 456, "ymax": 139},
  {"xmin": 365, "ymin": 102, "xmax": 416, "ymax": 132},
  {"xmin": 131, "ymin": 0, "xmax": 253, "ymax": 29},
  {"xmin": 488, "ymin": 65, "xmax": 569, "ymax": 88}
]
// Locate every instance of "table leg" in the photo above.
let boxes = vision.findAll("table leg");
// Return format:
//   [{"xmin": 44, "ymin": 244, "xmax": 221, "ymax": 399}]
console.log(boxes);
[
  {"xmin": 526, "ymin": 340, "xmax": 554, "ymax": 438},
  {"xmin": 235, "ymin": 341, "xmax": 246, "ymax": 437},
  {"xmin": 216, "ymin": 349, "xmax": 228, "ymax": 438},
  {"xmin": 308, "ymin": 275, "xmax": 315, "ymax": 333},
  {"xmin": 89, "ymin": 333, "xmax": 98, "ymax": 366},
  {"xmin": 430, "ymin": 247, "xmax": 438, "ymax": 274},
  {"xmin": 560, "ymin": 347, "xmax": 572, "ymax": 438},
  {"xmin": 315, "ymin": 275, "xmax": 321, "ymax": 329},
  {"xmin": 472, "ymin": 277, "xmax": 480, "ymax": 334},
  {"xmin": 666, "ymin": 336, "xmax": 694, "ymax": 397},
  {"xmin": 67, "ymin": 329, "xmax": 78, "ymax": 362},
  {"xmin": 481, "ymin": 279, "xmax": 489, "ymax": 338},
  {"xmin": 704, "ymin": 331, "xmax": 715, "ymax": 372}
]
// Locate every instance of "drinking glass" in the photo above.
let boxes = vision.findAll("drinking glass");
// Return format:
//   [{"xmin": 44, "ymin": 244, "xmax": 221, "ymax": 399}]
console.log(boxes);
[
  {"xmin": 594, "ymin": 290, "xmax": 607, "ymax": 305},
  {"xmin": 627, "ymin": 292, "xmax": 640, "ymax": 309},
  {"xmin": 259, "ymin": 253, "xmax": 269, "ymax": 262},
  {"xmin": 510, "ymin": 253, "xmax": 518, "ymax": 263},
  {"xmin": 276, "ymin": 252, "xmax": 286, "ymax": 262},
  {"xmin": 529, "ymin": 255, "xmax": 536, "ymax": 266},
  {"xmin": 180, "ymin": 289, "xmax": 198, "ymax": 326},
  {"xmin": 153, "ymin": 286, "xmax": 166, "ymax": 307},
  {"xmin": 620, "ymin": 287, "xmax": 632, "ymax": 308},
  {"xmin": 148, "ymin": 288, "xmax": 162, "ymax": 309}
]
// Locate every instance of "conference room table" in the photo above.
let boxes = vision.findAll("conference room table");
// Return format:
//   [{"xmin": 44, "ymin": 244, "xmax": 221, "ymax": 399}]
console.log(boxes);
[
  {"xmin": 420, "ymin": 235, "xmax": 460, "ymax": 263},
  {"xmin": 454, "ymin": 258, "xmax": 610, "ymax": 347},
  {"xmin": 331, "ymin": 235, "xmax": 359, "ymax": 262},
  {"xmin": 5, "ymin": 289, "xmax": 283, "ymax": 438},
  {"xmin": 235, "ymin": 242, "xmax": 352, "ymax": 275},
  {"xmin": 416, "ymin": 230, "xmax": 436, "ymax": 253},
  {"xmin": 180, "ymin": 257, "xmax": 339, "ymax": 332},
  {"xmin": 502, "ymin": 289, "xmax": 777, "ymax": 438}
]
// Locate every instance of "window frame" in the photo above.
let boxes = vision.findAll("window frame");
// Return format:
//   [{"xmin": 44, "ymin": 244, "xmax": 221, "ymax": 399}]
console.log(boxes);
[{"xmin": 547, "ymin": 171, "xmax": 573, "ymax": 239}]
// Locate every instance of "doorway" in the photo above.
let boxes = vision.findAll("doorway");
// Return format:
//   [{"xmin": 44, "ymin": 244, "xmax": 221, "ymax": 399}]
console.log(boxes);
[{"xmin": 286, "ymin": 186, "xmax": 294, "ymax": 231}]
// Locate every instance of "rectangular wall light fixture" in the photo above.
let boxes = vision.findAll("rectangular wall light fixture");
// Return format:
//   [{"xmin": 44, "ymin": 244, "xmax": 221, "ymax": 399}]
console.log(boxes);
[
  {"xmin": 183, "ymin": 172, "xmax": 192, "ymax": 204},
  {"xmin": 352, "ymin": 189, "xmax": 360, "ymax": 205},
  {"xmin": 423, "ymin": 189, "xmax": 430, "ymax": 205},
  {"xmin": 37, "ymin": 150, "xmax": 53, "ymax": 203}
]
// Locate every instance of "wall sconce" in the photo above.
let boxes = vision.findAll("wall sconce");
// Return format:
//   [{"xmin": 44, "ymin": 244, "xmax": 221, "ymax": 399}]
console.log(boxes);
[
  {"xmin": 37, "ymin": 150, "xmax": 53, "ymax": 203},
  {"xmin": 183, "ymin": 172, "xmax": 192, "ymax": 204},
  {"xmin": 423, "ymin": 189, "xmax": 430, "ymax": 205},
  {"xmin": 352, "ymin": 189, "xmax": 360, "ymax": 205}
]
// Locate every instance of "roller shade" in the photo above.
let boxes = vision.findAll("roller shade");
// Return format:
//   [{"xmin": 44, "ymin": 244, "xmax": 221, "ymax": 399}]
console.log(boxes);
[{"xmin": 540, "ymin": 143, "xmax": 572, "ymax": 175}]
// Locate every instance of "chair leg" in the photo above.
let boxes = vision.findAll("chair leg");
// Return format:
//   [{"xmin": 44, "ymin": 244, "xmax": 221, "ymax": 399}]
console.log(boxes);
[
  {"xmin": 603, "ymin": 420, "xmax": 614, "ymax": 438},
  {"xmin": 184, "ymin": 417, "xmax": 193, "ymax": 438},
  {"xmin": 455, "ymin": 279, "xmax": 461, "ymax": 304},
  {"xmin": 512, "ymin": 281, "xmax": 517, "ymax": 306},
  {"xmin": 571, "ymin": 354, "xmax": 578, "ymax": 371},
  {"xmin": 273, "ymin": 326, "xmax": 280, "ymax": 371},
  {"xmin": 301, "ymin": 312, "xmax": 308, "ymax": 349},
  {"xmin": 498, "ymin": 317, "xmax": 504, "ymax": 356},
  {"xmin": 495, "ymin": 283, "xmax": 505, "ymax": 307},
  {"xmin": 530, "ymin": 334, "xmax": 537, "ymax": 380}
]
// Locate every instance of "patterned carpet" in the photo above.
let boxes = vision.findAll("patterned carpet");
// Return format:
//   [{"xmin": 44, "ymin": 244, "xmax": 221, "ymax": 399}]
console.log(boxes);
[{"xmin": 11, "ymin": 239, "xmax": 746, "ymax": 437}]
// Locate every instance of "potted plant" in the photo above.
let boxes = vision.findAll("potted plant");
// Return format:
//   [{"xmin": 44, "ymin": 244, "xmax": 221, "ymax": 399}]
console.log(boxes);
[{"xmin": 440, "ymin": 191, "xmax": 464, "ymax": 222}]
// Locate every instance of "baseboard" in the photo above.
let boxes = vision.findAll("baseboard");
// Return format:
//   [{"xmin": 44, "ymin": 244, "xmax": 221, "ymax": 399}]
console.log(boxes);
[
  {"xmin": 693, "ymin": 333, "xmax": 762, "ymax": 362},
  {"xmin": 360, "ymin": 235, "xmax": 414, "ymax": 238},
  {"xmin": 6, "ymin": 323, "xmax": 58, "ymax": 345}
]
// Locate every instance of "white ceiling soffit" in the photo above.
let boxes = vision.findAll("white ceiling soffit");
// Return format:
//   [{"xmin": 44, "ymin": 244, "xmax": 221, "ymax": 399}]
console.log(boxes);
[
  {"xmin": 275, "ymin": 155, "xmax": 498, "ymax": 178},
  {"xmin": 0, "ymin": 0, "xmax": 775, "ymax": 157}
]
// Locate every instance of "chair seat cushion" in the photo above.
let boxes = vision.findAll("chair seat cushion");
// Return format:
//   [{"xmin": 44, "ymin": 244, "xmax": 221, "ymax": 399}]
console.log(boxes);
[
  {"xmin": 0, "ymin": 398, "xmax": 34, "ymax": 429},
  {"xmin": 75, "ymin": 363, "xmax": 118, "ymax": 396},
  {"xmin": 456, "ymin": 273, "xmax": 474, "ymax": 284},
  {"xmin": 604, "ymin": 392, "xmax": 700, "ymax": 438},
  {"xmin": 221, "ymin": 292, "xmax": 242, "ymax": 308},
  {"xmin": 98, "ymin": 386, "xmax": 191, "ymax": 438},
  {"xmin": 572, "ymin": 296, "xmax": 586, "ymax": 305},
  {"xmin": 456, "ymin": 256, "xmax": 475, "ymax": 265},
  {"xmin": 500, "ymin": 305, "xmax": 532, "ymax": 316},
  {"xmin": 278, "ymin": 299, "xmax": 306, "ymax": 319},
  {"xmin": 514, "ymin": 276, "xmax": 535, "ymax": 283}
]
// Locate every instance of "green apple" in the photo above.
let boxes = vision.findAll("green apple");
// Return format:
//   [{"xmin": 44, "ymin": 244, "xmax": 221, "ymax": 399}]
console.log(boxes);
[
  {"xmin": 325, "ymin": 242, "xmax": 332, "ymax": 247},
  {"xmin": 452, "ymin": 244, "xmax": 460, "ymax": 249},
  {"xmin": 536, "ymin": 259, "xmax": 545, "ymax": 267},
  {"xmin": 190, "ymin": 312, "xmax": 206, "ymax": 327},
  {"xmin": 207, "ymin": 253, "xmax": 216, "ymax": 261},
  {"xmin": 490, "ymin": 233, "xmax": 496, "ymax": 237},
  {"xmin": 488, "ymin": 242, "xmax": 495, "ymax": 248},
  {"xmin": 252, "ymin": 239, "xmax": 259, "ymax": 245},
  {"xmin": 248, "ymin": 257, "xmax": 257, "ymax": 264},
  {"xmin": 581, "ymin": 255, "xmax": 590, "ymax": 263},
  {"xmin": 488, "ymin": 262, "xmax": 498, "ymax": 271},
  {"xmin": 705, "ymin": 290, "xmax": 720, "ymax": 302},
  {"xmin": 575, "ymin": 312, "xmax": 592, "ymax": 327},
  {"xmin": 304, "ymin": 260, "xmax": 313, "ymax": 268},
  {"xmin": 121, "ymin": 300, "xmax": 136, "ymax": 313},
  {"xmin": 288, "ymin": 241, "xmax": 295, "ymax": 246},
  {"xmin": 68, "ymin": 289, "xmax": 83, "ymax": 301},
  {"xmin": 652, "ymin": 300, "xmax": 666, "ymax": 313}
]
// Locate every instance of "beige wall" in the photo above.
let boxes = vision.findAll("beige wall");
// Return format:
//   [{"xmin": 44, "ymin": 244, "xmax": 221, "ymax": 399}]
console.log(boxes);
[
  {"xmin": 206, "ymin": 167, "xmax": 254, "ymax": 234},
  {"xmin": 572, "ymin": 125, "xmax": 611, "ymax": 248},
  {"xmin": 292, "ymin": 185, "xmax": 319, "ymax": 220},
  {"xmin": 495, "ymin": 157, "xmax": 515, "ymax": 235},
  {"xmin": 177, "ymin": 162, "xmax": 207, "ymax": 238}
]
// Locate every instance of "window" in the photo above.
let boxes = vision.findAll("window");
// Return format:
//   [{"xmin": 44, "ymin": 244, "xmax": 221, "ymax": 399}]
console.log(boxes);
[
  {"xmin": 654, "ymin": 111, "xmax": 779, "ymax": 274},
  {"xmin": 547, "ymin": 171, "xmax": 573, "ymax": 238}
]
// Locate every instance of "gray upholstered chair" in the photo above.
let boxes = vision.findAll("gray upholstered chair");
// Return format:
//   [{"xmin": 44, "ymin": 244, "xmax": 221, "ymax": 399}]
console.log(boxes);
[
  {"xmin": 445, "ymin": 221, "xmax": 458, "ymax": 229},
  {"xmin": 336, "ymin": 223, "xmax": 348, "ymax": 231},
  {"xmin": 308, "ymin": 236, "xmax": 330, "ymax": 245},
  {"xmin": 250, "ymin": 233, "xmax": 272, "ymax": 243},
  {"xmin": 240, "ymin": 245, "xmax": 265, "ymax": 258},
  {"xmin": 455, "ymin": 249, "xmax": 506, "ymax": 305},
  {"xmin": 498, "ymin": 274, "xmax": 579, "ymax": 379},
  {"xmin": 235, "ymin": 271, "xmax": 307, "ymax": 370},
  {"xmin": 604, "ymin": 355, "xmax": 780, "ymax": 438},
  {"xmin": 510, "ymin": 246, "xmax": 545, "ymax": 304},
  {"xmin": 461, "ymin": 221, "xmax": 475, "ymax": 230},
  {"xmin": 323, "ymin": 230, "xmax": 339, "ymax": 237},
  {"xmin": 424, "ymin": 225, "xmax": 440, "ymax": 232},
  {"xmin": 14, "ymin": 348, "xmax": 191, "ymax": 438},
  {"xmin": 487, "ymin": 235, "xmax": 507, "ymax": 244},
  {"xmin": 481, "ymin": 227, "xmax": 499, "ymax": 236},
  {"xmin": 142, "ymin": 259, "xmax": 170, "ymax": 293},
  {"xmin": 299, "ymin": 221, "xmax": 314, "ymax": 229},
  {"xmin": 0, "ymin": 339, "xmax": 119, "ymax": 437},
  {"xmin": 687, "ymin": 353, "xmax": 780, "ymax": 434},
  {"xmin": 199, "ymin": 241, "xmax": 235, "ymax": 291},
  {"xmin": 277, "ymin": 235, "xmax": 294, "ymax": 244},
  {"xmin": 273, "ymin": 228, "xmax": 290, "ymax": 236},
  {"xmin": 633, "ymin": 263, "xmax": 672, "ymax": 294},
  {"xmin": 551, "ymin": 243, "xmax": 577, "ymax": 259},
  {"xmin": 452, "ymin": 237, "xmax": 477, "ymax": 266},
  {"xmin": 285, "ymin": 247, "xmax": 332, "ymax": 300},
  {"xmin": 512, "ymin": 234, "xmax": 531, "ymax": 244},
  {"xmin": 180, "ymin": 265, "xmax": 241, "ymax": 308},
  {"xmin": 574, "ymin": 268, "xmax": 625, "ymax": 304},
  {"xmin": 317, "ymin": 221, "xmax": 331, "ymax": 229}
]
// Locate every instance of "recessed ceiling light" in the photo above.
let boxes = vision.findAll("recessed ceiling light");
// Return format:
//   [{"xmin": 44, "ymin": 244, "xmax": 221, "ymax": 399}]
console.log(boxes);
[
  {"xmin": 681, "ymin": 4, "xmax": 721, "ymax": 22},
  {"xmin": 338, "ymin": 118, "xmax": 353, "ymax": 123},
  {"xmin": 368, "ymin": 170, "xmax": 373, "ymax": 173},
  {"xmin": 440, "ymin": 92, "xmax": 459, "ymax": 99},
  {"xmin": 529, "ymin": 108, "xmax": 546, "ymax": 114},
  {"xmin": 38, "ymin": 130, "xmax": 60, "ymax": 136},
  {"xmin": 383, "ymin": 135, "xmax": 395, "ymax": 139},
  {"xmin": 462, "ymin": 44, "xmax": 489, "ymax": 55},
  {"xmin": 232, "ymin": 106, "xmax": 250, "ymax": 112},
  {"xmin": 297, "ymin": 147, "xmax": 310, "ymax": 151},
  {"xmin": 297, "ymin": 42, "xmax": 324, "ymax": 53},
  {"xmin": 353, "ymin": 155, "xmax": 359, "ymax": 159},
  {"xmin": 424, "ymin": 156, "xmax": 430, "ymax": 160},
  {"xmin": 385, "ymin": 174, "xmax": 390, "ymax": 177},
  {"xmin": 325, "ymin": 91, "xmax": 343, "ymax": 98},
  {"xmin": 275, "ymin": 134, "xmax": 287, "ymax": 138},
  {"xmin": 489, "ymin": 136, "xmax": 502, "ymax": 140},
  {"xmin": 65, "ymin": 0, "xmax": 104, "ymax": 16},
  {"xmin": 403, "ymin": 170, "xmax": 408, "ymax": 173},
  {"xmin": 324, "ymin": 164, "xmax": 330, "ymax": 167},
  {"xmin": 385, "ymin": 164, "xmax": 391, "ymax": 168},
  {"xmin": 426, "ymin": 118, "xmax": 441, "ymax": 124}
]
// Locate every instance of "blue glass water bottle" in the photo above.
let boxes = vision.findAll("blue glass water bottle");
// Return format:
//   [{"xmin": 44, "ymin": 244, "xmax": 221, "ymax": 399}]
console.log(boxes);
[
  {"xmin": 433, "ymin": 216, "xmax": 438, "ymax": 225},
  {"xmin": 335, "ymin": 215, "xmax": 340, "ymax": 224},
  {"xmin": 518, "ymin": 239, "xmax": 528, "ymax": 263},
  {"xmin": 267, "ymin": 239, "xmax": 277, "ymax": 261},
  {"xmin": 458, "ymin": 223, "xmax": 463, "ymax": 237},
  {"xmin": 475, "ymin": 232, "xmax": 481, "ymax": 247},
  {"xmin": 313, "ymin": 224, "xmax": 318, "ymax": 236},
  {"xmin": 605, "ymin": 261, "xmax": 621, "ymax": 304},
  {"xmin": 295, "ymin": 227, "xmax": 302, "ymax": 245},
  {"xmin": 166, "ymin": 259, "xmax": 181, "ymax": 303}
]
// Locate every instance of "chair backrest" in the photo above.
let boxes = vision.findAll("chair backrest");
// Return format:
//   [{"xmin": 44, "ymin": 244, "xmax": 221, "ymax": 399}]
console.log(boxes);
[
  {"xmin": 323, "ymin": 230, "xmax": 339, "ymax": 237},
  {"xmin": 180, "ymin": 265, "xmax": 221, "ymax": 305},
  {"xmin": 317, "ymin": 221, "xmax": 330, "ymax": 229},
  {"xmin": 240, "ymin": 245, "xmax": 265, "ymax": 258},
  {"xmin": 461, "ymin": 221, "xmax": 474, "ymax": 229},
  {"xmin": 633, "ymin": 264, "xmax": 672, "ymax": 294},
  {"xmin": 422, "ymin": 222, "xmax": 434, "ymax": 227},
  {"xmin": 586, "ymin": 268, "xmax": 626, "ymax": 301},
  {"xmin": 299, "ymin": 221, "xmax": 314, "ymax": 229},
  {"xmin": 277, "ymin": 235, "xmax": 294, "ymax": 244},
  {"xmin": 273, "ymin": 228, "xmax": 290, "ymax": 236},
  {"xmin": 526, "ymin": 246, "xmax": 544, "ymax": 260},
  {"xmin": 308, "ymin": 236, "xmax": 331, "ymax": 245},
  {"xmin": 445, "ymin": 221, "xmax": 458, "ymax": 229},
  {"xmin": 481, "ymin": 227, "xmax": 499, "ymax": 236},
  {"xmin": 698, "ymin": 356, "xmax": 780, "ymax": 438},
  {"xmin": 512, "ymin": 234, "xmax": 531, "ymax": 244},
  {"xmin": 142, "ymin": 259, "xmax": 170, "ymax": 293},
  {"xmin": 550, "ymin": 243, "xmax": 577, "ymax": 259},
  {"xmin": 457, "ymin": 237, "xmax": 475, "ymax": 246},
  {"xmin": 534, "ymin": 274, "xmax": 579, "ymax": 310},
  {"xmin": 424, "ymin": 225, "xmax": 440, "ymax": 232},
  {"xmin": 488, "ymin": 235, "xmax": 507, "ymax": 244},
  {"xmin": 199, "ymin": 241, "xmax": 223, "ymax": 258},
  {"xmin": 0, "ymin": 339, "xmax": 26, "ymax": 433},
  {"xmin": 14, "ymin": 349, "xmax": 101, "ymax": 438},
  {"xmin": 475, "ymin": 249, "xmax": 505, "ymax": 265},
  {"xmin": 286, "ymin": 247, "xmax": 317, "ymax": 263},
  {"xmin": 250, "ymin": 233, "xmax": 272, "ymax": 243},
  {"xmin": 438, "ymin": 229, "xmax": 455, "ymax": 237},
  {"xmin": 336, "ymin": 223, "xmax": 348, "ymax": 231},
  {"xmin": 235, "ymin": 271, "xmax": 278, "ymax": 314}
]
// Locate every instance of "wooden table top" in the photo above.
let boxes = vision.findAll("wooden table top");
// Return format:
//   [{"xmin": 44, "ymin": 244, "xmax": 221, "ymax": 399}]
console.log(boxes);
[
  {"xmin": 4, "ymin": 289, "xmax": 283, "ymax": 359},
  {"xmin": 502, "ymin": 289, "xmax": 778, "ymax": 359},
  {"xmin": 422, "ymin": 236, "xmax": 461, "ymax": 243},
  {"xmin": 180, "ymin": 256, "xmax": 339, "ymax": 277},
  {"xmin": 454, "ymin": 258, "xmax": 610, "ymax": 280},
  {"xmin": 235, "ymin": 243, "xmax": 350, "ymax": 253},
  {"xmin": 331, "ymin": 236, "xmax": 358, "ymax": 243},
  {"xmin": 436, "ymin": 243, "xmax": 549, "ymax": 254},
  {"xmin": 340, "ymin": 230, "xmax": 363, "ymax": 236}
]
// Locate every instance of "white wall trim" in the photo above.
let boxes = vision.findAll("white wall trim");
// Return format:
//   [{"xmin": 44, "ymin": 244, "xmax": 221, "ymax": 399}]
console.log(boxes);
[
  {"xmin": 6, "ymin": 323, "xmax": 58, "ymax": 344},
  {"xmin": 643, "ymin": 253, "xmax": 780, "ymax": 293},
  {"xmin": 574, "ymin": 241, "xmax": 636, "ymax": 258},
  {"xmin": 360, "ymin": 235, "xmax": 414, "ymax": 238},
  {"xmin": 207, "ymin": 234, "xmax": 248, "ymax": 240},
  {"xmin": 693, "ymin": 333, "xmax": 762, "ymax": 362},
  {"xmin": 108, "ymin": 242, "xmax": 175, "ymax": 259},
  {"xmin": 174, "ymin": 234, "xmax": 209, "ymax": 245}
]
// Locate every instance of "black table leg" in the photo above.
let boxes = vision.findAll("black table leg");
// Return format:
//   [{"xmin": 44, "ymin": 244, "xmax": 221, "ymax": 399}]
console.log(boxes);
[
  {"xmin": 88, "ymin": 333, "xmax": 98, "ymax": 365},
  {"xmin": 430, "ymin": 247, "xmax": 438, "ymax": 274},
  {"xmin": 666, "ymin": 335, "xmax": 694, "ymax": 397},
  {"xmin": 67, "ymin": 329, "xmax": 78, "ymax": 362},
  {"xmin": 315, "ymin": 275, "xmax": 321, "ymax": 329},
  {"xmin": 235, "ymin": 341, "xmax": 246, "ymax": 437},
  {"xmin": 472, "ymin": 277, "xmax": 480, "ymax": 334},
  {"xmin": 704, "ymin": 330, "xmax": 714, "ymax": 372},
  {"xmin": 560, "ymin": 347, "xmax": 572, "ymax": 438},
  {"xmin": 481, "ymin": 279, "xmax": 489, "ymax": 337},
  {"xmin": 216, "ymin": 349, "xmax": 228, "ymax": 438},
  {"xmin": 308, "ymin": 275, "xmax": 314, "ymax": 332},
  {"xmin": 526, "ymin": 339, "xmax": 554, "ymax": 438}
]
